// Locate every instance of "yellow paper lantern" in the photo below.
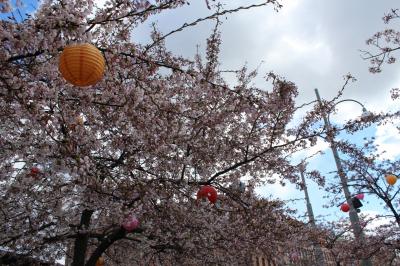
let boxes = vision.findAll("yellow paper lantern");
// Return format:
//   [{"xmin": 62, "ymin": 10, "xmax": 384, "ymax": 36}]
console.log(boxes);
[
  {"xmin": 59, "ymin": 44, "xmax": 105, "ymax": 87},
  {"xmin": 385, "ymin": 174, "xmax": 397, "ymax": 186},
  {"xmin": 96, "ymin": 257, "xmax": 105, "ymax": 266}
]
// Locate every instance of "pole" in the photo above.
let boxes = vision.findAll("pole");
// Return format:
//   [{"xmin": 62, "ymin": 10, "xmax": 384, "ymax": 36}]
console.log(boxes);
[
  {"xmin": 314, "ymin": 88, "xmax": 372, "ymax": 266},
  {"xmin": 300, "ymin": 166, "xmax": 325, "ymax": 266}
]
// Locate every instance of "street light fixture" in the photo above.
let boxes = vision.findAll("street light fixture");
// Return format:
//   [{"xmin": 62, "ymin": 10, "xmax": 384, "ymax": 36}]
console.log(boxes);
[
  {"xmin": 314, "ymin": 88, "xmax": 372, "ymax": 266},
  {"xmin": 326, "ymin": 98, "xmax": 371, "ymax": 121}
]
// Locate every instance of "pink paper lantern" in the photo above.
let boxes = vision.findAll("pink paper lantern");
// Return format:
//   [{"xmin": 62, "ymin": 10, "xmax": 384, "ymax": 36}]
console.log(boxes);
[
  {"xmin": 122, "ymin": 215, "xmax": 139, "ymax": 232},
  {"xmin": 355, "ymin": 193, "xmax": 364, "ymax": 200},
  {"xmin": 290, "ymin": 252, "xmax": 300, "ymax": 261}
]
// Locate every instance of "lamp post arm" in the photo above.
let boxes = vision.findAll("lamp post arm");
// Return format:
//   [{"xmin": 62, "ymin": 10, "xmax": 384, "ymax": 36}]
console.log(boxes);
[
  {"xmin": 333, "ymin": 99, "xmax": 367, "ymax": 112},
  {"xmin": 327, "ymin": 99, "xmax": 368, "ymax": 125}
]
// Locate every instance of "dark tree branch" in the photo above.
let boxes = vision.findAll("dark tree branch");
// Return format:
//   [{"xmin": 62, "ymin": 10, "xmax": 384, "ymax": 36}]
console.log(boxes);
[
  {"xmin": 85, "ymin": 227, "xmax": 144, "ymax": 266},
  {"xmin": 85, "ymin": 228, "xmax": 126, "ymax": 266}
]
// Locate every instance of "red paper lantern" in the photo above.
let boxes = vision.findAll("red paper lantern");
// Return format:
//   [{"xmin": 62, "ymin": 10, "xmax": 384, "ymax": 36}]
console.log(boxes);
[
  {"xmin": 355, "ymin": 193, "xmax": 364, "ymax": 200},
  {"xmin": 197, "ymin": 185, "xmax": 217, "ymax": 204},
  {"xmin": 30, "ymin": 167, "xmax": 40, "ymax": 178},
  {"xmin": 340, "ymin": 203, "xmax": 350, "ymax": 212}
]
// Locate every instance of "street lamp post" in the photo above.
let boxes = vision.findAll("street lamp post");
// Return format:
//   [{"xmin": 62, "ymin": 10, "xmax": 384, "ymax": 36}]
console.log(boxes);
[
  {"xmin": 314, "ymin": 88, "xmax": 372, "ymax": 266},
  {"xmin": 300, "ymin": 166, "xmax": 316, "ymax": 225},
  {"xmin": 299, "ymin": 164, "xmax": 325, "ymax": 266}
]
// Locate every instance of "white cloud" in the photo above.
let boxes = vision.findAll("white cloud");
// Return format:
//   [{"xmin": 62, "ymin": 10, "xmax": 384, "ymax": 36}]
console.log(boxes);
[
  {"xmin": 240, "ymin": 173, "xmax": 296, "ymax": 199},
  {"xmin": 280, "ymin": 0, "xmax": 303, "ymax": 15},
  {"xmin": 256, "ymin": 180, "xmax": 296, "ymax": 199},
  {"xmin": 306, "ymin": 138, "xmax": 330, "ymax": 156},
  {"xmin": 291, "ymin": 138, "xmax": 330, "ymax": 164},
  {"xmin": 266, "ymin": 35, "xmax": 333, "ymax": 75},
  {"xmin": 361, "ymin": 210, "xmax": 393, "ymax": 232},
  {"xmin": 374, "ymin": 121, "xmax": 400, "ymax": 160}
]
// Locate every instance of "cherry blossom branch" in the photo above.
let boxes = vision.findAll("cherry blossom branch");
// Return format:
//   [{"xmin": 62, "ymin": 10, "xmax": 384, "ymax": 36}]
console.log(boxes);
[
  {"xmin": 145, "ymin": 1, "xmax": 281, "ymax": 52},
  {"xmin": 205, "ymin": 130, "xmax": 324, "ymax": 184},
  {"xmin": 360, "ymin": 47, "xmax": 400, "ymax": 60},
  {"xmin": 0, "ymin": 222, "xmax": 56, "ymax": 246},
  {"xmin": 85, "ymin": 227, "xmax": 144, "ymax": 266},
  {"xmin": 85, "ymin": 1, "xmax": 177, "ymax": 33}
]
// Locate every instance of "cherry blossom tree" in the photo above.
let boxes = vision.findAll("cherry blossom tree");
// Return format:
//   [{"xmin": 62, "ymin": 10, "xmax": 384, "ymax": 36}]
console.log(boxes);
[
  {"xmin": 0, "ymin": 0, "xmax": 354, "ymax": 265},
  {"xmin": 362, "ymin": 8, "xmax": 400, "ymax": 73}
]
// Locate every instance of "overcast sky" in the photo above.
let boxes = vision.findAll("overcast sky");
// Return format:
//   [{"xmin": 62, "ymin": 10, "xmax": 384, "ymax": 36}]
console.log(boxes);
[
  {"xmin": 135, "ymin": 0, "xmax": 399, "ymax": 109},
  {"xmin": 132, "ymin": 0, "xmax": 400, "ymax": 224}
]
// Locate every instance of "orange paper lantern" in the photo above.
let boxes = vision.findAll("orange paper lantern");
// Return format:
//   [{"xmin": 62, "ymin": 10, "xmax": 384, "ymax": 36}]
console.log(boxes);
[
  {"xmin": 76, "ymin": 115, "xmax": 84, "ymax": 125},
  {"xmin": 96, "ymin": 257, "xmax": 105, "ymax": 266},
  {"xmin": 59, "ymin": 44, "xmax": 105, "ymax": 87},
  {"xmin": 385, "ymin": 174, "xmax": 397, "ymax": 186}
]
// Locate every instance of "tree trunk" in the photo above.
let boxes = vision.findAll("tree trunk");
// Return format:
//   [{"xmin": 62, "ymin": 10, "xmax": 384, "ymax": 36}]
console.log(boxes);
[
  {"xmin": 386, "ymin": 200, "xmax": 400, "ymax": 227},
  {"xmin": 85, "ymin": 228, "xmax": 126, "ymax": 266},
  {"xmin": 72, "ymin": 209, "xmax": 94, "ymax": 266}
]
